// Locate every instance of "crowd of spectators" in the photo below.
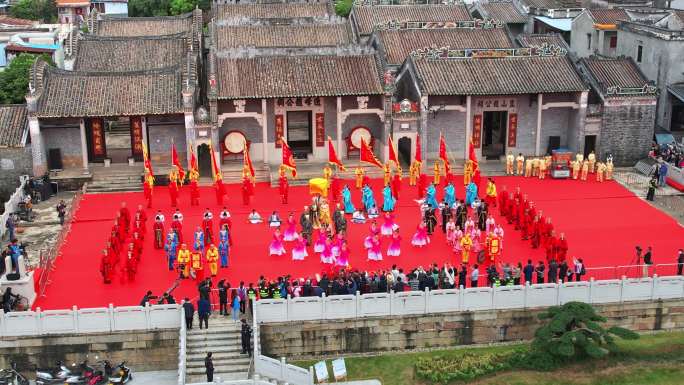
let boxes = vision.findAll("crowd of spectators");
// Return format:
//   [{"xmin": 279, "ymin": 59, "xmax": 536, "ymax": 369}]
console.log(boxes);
[{"xmin": 651, "ymin": 142, "xmax": 684, "ymax": 168}]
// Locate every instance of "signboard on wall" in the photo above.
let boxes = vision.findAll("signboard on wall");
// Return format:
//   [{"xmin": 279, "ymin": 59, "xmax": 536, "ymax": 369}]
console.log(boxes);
[
  {"xmin": 508, "ymin": 113, "xmax": 518, "ymax": 147},
  {"xmin": 275, "ymin": 114, "xmax": 284, "ymax": 148},
  {"xmin": 130, "ymin": 116, "xmax": 144, "ymax": 159},
  {"xmin": 89, "ymin": 118, "xmax": 106, "ymax": 158},
  {"xmin": 472, "ymin": 114, "xmax": 482, "ymax": 148},
  {"xmin": 315, "ymin": 113, "xmax": 325, "ymax": 147}
]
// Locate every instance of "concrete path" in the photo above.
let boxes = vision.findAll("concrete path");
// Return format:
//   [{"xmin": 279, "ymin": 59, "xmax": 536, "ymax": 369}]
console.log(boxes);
[{"xmin": 130, "ymin": 370, "xmax": 177, "ymax": 385}]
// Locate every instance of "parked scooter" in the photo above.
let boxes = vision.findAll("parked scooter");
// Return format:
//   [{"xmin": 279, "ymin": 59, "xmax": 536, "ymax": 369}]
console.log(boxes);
[
  {"xmin": 35, "ymin": 359, "xmax": 93, "ymax": 385},
  {"xmin": 108, "ymin": 361, "xmax": 133, "ymax": 384},
  {"xmin": 0, "ymin": 362, "xmax": 29, "ymax": 385}
]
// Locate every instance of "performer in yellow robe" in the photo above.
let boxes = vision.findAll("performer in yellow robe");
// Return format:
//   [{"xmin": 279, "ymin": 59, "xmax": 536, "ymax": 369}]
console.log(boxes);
[
  {"xmin": 506, "ymin": 153, "xmax": 514, "ymax": 175},
  {"xmin": 460, "ymin": 233, "xmax": 473, "ymax": 263},
  {"xmin": 538, "ymin": 158, "xmax": 547, "ymax": 179},
  {"xmin": 606, "ymin": 157, "xmax": 614, "ymax": 180},
  {"xmin": 524, "ymin": 158, "xmax": 533, "ymax": 177},
  {"xmin": 355, "ymin": 167, "xmax": 364, "ymax": 189},
  {"xmin": 531, "ymin": 157, "xmax": 540, "ymax": 177},
  {"xmin": 323, "ymin": 164, "xmax": 332, "ymax": 182},
  {"xmin": 434, "ymin": 160, "xmax": 441, "ymax": 185},
  {"xmin": 571, "ymin": 160, "xmax": 580, "ymax": 180},
  {"xmin": 409, "ymin": 161, "xmax": 418, "ymax": 186},
  {"xmin": 580, "ymin": 160, "xmax": 589, "ymax": 181},
  {"xmin": 383, "ymin": 163, "xmax": 391, "ymax": 186},
  {"xmin": 516, "ymin": 153, "xmax": 525, "ymax": 175},
  {"xmin": 205, "ymin": 244, "xmax": 219, "ymax": 276},
  {"xmin": 177, "ymin": 244, "xmax": 190, "ymax": 278},
  {"xmin": 587, "ymin": 151, "xmax": 596, "ymax": 173},
  {"xmin": 576, "ymin": 152, "xmax": 584, "ymax": 165},
  {"xmin": 596, "ymin": 162, "xmax": 606, "ymax": 182}
]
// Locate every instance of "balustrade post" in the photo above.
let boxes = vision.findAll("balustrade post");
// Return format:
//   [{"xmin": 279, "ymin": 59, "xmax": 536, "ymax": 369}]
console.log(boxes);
[
  {"xmin": 145, "ymin": 302, "xmax": 151, "ymax": 329},
  {"xmin": 73, "ymin": 305, "xmax": 79, "ymax": 333},
  {"xmin": 589, "ymin": 278, "xmax": 595, "ymax": 304},
  {"xmin": 523, "ymin": 282, "xmax": 529, "ymax": 309},
  {"xmin": 321, "ymin": 292, "xmax": 327, "ymax": 319},
  {"xmin": 424, "ymin": 287, "xmax": 429, "ymax": 314},
  {"xmin": 36, "ymin": 307, "xmax": 42, "ymax": 335},
  {"xmin": 651, "ymin": 274, "xmax": 658, "ymax": 300},
  {"xmin": 389, "ymin": 290, "xmax": 395, "ymax": 316},
  {"xmin": 108, "ymin": 303, "xmax": 115, "ymax": 331},
  {"xmin": 0, "ymin": 309, "xmax": 5, "ymax": 336},
  {"xmin": 620, "ymin": 275, "xmax": 626, "ymax": 303},
  {"xmin": 280, "ymin": 357, "xmax": 286, "ymax": 381},
  {"xmin": 355, "ymin": 291, "xmax": 360, "ymax": 319},
  {"xmin": 458, "ymin": 285, "xmax": 464, "ymax": 311}
]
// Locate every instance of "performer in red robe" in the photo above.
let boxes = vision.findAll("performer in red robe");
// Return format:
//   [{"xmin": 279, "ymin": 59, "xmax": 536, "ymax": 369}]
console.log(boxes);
[
  {"xmin": 417, "ymin": 173, "xmax": 428, "ymax": 198},
  {"xmin": 202, "ymin": 210, "xmax": 214, "ymax": 246},
  {"xmin": 168, "ymin": 171, "xmax": 179, "ymax": 207},
  {"xmin": 279, "ymin": 171, "xmax": 289, "ymax": 204},
  {"xmin": 219, "ymin": 208, "xmax": 231, "ymax": 230},
  {"xmin": 115, "ymin": 217, "xmax": 126, "ymax": 243},
  {"xmin": 119, "ymin": 202, "xmax": 131, "ymax": 233},
  {"xmin": 171, "ymin": 218, "xmax": 183, "ymax": 245},
  {"xmin": 153, "ymin": 211, "xmax": 165, "ymax": 249},
  {"xmin": 331, "ymin": 175, "xmax": 341, "ymax": 202},
  {"xmin": 556, "ymin": 232, "xmax": 568, "ymax": 262},
  {"xmin": 242, "ymin": 176, "xmax": 252, "ymax": 205},
  {"xmin": 391, "ymin": 173, "xmax": 401, "ymax": 200},
  {"xmin": 498, "ymin": 187, "xmax": 508, "ymax": 217},
  {"xmin": 135, "ymin": 205, "xmax": 147, "ymax": 223},
  {"xmin": 143, "ymin": 180, "xmax": 153, "ymax": 208},
  {"xmin": 543, "ymin": 218, "xmax": 554, "ymax": 247},
  {"xmin": 215, "ymin": 179, "xmax": 226, "ymax": 206},
  {"xmin": 123, "ymin": 251, "xmax": 137, "ymax": 282},
  {"xmin": 531, "ymin": 216, "xmax": 542, "ymax": 249},
  {"xmin": 545, "ymin": 231, "xmax": 557, "ymax": 263},
  {"xmin": 190, "ymin": 179, "xmax": 200, "ymax": 206},
  {"xmin": 132, "ymin": 232, "xmax": 144, "ymax": 261},
  {"xmin": 100, "ymin": 249, "xmax": 113, "ymax": 284},
  {"xmin": 132, "ymin": 220, "xmax": 145, "ymax": 240}
]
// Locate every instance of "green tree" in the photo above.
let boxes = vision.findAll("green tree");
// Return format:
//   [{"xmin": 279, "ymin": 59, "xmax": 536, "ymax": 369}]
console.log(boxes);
[
  {"xmin": 334, "ymin": 0, "xmax": 353, "ymax": 17},
  {"xmin": 10, "ymin": 0, "xmax": 56, "ymax": 22},
  {"xmin": 532, "ymin": 302, "xmax": 639, "ymax": 360},
  {"xmin": 0, "ymin": 54, "xmax": 53, "ymax": 104},
  {"xmin": 128, "ymin": 0, "xmax": 170, "ymax": 16},
  {"xmin": 169, "ymin": 0, "xmax": 194, "ymax": 15}
]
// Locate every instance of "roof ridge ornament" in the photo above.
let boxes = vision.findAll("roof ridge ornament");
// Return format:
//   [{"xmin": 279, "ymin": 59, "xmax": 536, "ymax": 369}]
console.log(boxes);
[
  {"xmin": 410, "ymin": 42, "xmax": 567, "ymax": 59},
  {"xmin": 377, "ymin": 18, "xmax": 504, "ymax": 30},
  {"xmin": 606, "ymin": 84, "xmax": 657, "ymax": 95}
]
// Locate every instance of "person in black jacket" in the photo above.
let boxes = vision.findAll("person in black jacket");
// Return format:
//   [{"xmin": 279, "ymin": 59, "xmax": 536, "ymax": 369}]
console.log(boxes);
[
  {"xmin": 205, "ymin": 352, "xmax": 214, "ymax": 383},
  {"xmin": 218, "ymin": 280, "xmax": 228, "ymax": 316},
  {"xmin": 548, "ymin": 259, "xmax": 558, "ymax": 283},
  {"xmin": 182, "ymin": 298, "xmax": 194, "ymax": 329},
  {"xmin": 523, "ymin": 260, "xmax": 534, "ymax": 284},
  {"xmin": 458, "ymin": 263, "xmax": 467, "ymax": 288},
  {"xmin": 240, "ymin": 319, "xmax": 252, "ymax": 356}
]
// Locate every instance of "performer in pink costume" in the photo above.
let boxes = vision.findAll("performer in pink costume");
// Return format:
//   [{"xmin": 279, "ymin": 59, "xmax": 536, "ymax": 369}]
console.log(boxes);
[
  {"xmin": 367, "ymin": 235, "xmax": 383, "ymax": 261},
  {"xmin": 283, "ymin": 213, "xmax": 299, "ymax": 242},
  {"xmin": 364, "ymin": 221, "xmax": 380, "ymax": 249},
  {"xmin": 291, "ymin": 233, "xmax": 308, "ymax": 261},
  {"xmin": 380, "ymin": 213, "xmax": 399, "ymax": 236},
  {"xmin": 446, "ymin": 218, "xmax": 456, "ymax": 246},
  {"xmin": 320, "ymin": 238, "xmax": 334, "ymax": 264},
  {"xmin": 485, "ymin": 214, "xmax": 496, "ymax": 234},
  {"xmin": 335, "ymin": 241, "xmax": 350, "ymax": 267},
  {"xmin": 387, "ymin": 230, "xmax": 402, "ymax": 257},
  {"xmin": 313, "ymin": 228, "xmax": 327, "ymax": 253},
  {"xmin": 331, "ymin": 232, "xmax": 344, "ymax": 257},
  {"xmin": 411, "ymin": 222, "xmax": 429, "ymax": 247},
  {"xmin": 452, "ymin": 226, "xmax": 464, "ymax": 254},
  {"xmin": 269, "ymin": 228, "xmax": 286, "ymax": 256}
]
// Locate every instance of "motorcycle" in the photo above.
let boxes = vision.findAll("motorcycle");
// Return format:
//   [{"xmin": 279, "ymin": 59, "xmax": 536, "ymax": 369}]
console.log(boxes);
[
  {"xmin": 108, "ymin": 361, "xmax": 132, "ymax": 384},
  {"xmin": 35, "ymin": 361, "xmax": 81, "ymax": 385},
  {"xmin": 0, "ymin": 362, "xmax": 29, "ymax": 385}
]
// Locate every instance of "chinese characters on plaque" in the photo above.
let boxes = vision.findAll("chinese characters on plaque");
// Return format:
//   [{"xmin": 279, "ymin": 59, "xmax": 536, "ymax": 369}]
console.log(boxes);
[
  {"xmin": 476, "ymin": 98, "xmax": 516, "ymax": 109},
  {"xmin": 315, "ymin": 113, "xmax": 325, "ymax": 147},
  {"xmin": 508, "ymin": 113, "xmax": 518, "ymax": 147},
  {"xmin": 472, "ymin": 114, "xmax": 482, "ymax": 148},
  {"xmin": 90, "ymin": 118, "xmax": 106, "ymax": 157},
  {"xmin": 130, "ymin": 116, "xmax": 144, "ymax": 158},
  {"xmin": 275, "ymin": 115, "xmax": 284, "ymax": 148}
]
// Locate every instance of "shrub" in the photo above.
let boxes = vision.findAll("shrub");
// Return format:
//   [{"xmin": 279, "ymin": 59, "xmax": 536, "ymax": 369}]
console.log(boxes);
[
  {"xmin": 414, "ymin": 351, "xmax": 515, "ymax": 384},
  {"xmin": 334, "ymin": 0, "xmax": 353, "ymax": 17}
]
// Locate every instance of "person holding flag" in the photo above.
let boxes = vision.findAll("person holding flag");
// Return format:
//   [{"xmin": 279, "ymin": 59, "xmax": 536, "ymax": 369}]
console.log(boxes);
[
  {"xmin": 279, "ymin": 138, "xmax": 296, "ymax": 203},
  {"xmin": 188, "ymin": 147, "xmax": 200, "ymax": 206},
  {"xmin": 209, "ymin": 141, "xmax": 226, "ymax": 205},
  {"xmin": 168, "ymin": 169, "xmax": 179, "ymax": 207},
  {"xmin": 278, "ymin": 166, "xmax": 289, "ymax": 204},
  {"xmin": 387, "ymin": 136, "xmax": 401, "ymax": 199},
  {"xmin": 142, "ymin": 142, "xmax": 154, "ymax": 208},
  {"xmin": 242, "ymin": 141, "xmax": 255, "ymax": 205},
  {"xmin": 439, "ymin": 133, "xmax": 452, "ymax": 185}
]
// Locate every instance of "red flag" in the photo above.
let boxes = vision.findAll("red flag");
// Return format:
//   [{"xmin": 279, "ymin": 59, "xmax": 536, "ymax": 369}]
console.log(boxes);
[
  {"xmin": 468, "ymin": 140, "xmax": 481, "ymax": 186},
  {"xmin": 415, "ymin": 134, "xmax": 422, "ymax": 164},
  {"xmin": 142, "ymin": 141, "xmax": 154, "ymax": 181},
  {"xmin": 210, "ymin": 141, "xmax": 222, "ymax": 182},
  {"xmin": 439, "ymin": 133, "xmax": 450, "ymax": 174},
  {"xmin": 243, "ymin": 142, "xmax": 255, "ymax": 179},
  {"xmin": 388, "ymin": 136, "xmax": 399, "ymax": 167},
  {"xmin": 171, "ymin": 143, "xmax": 186, "ymax": 181},
  {"xmin": 327, "ymin": 136, "xmax": 346, "ymax": 171},
  {"xmin": 281, "ymin": 138, "xmax": 297, "ymax": 177},
  {"xmin": 360, "ymin": 138, "xmax": 383, "ymax": 169}
]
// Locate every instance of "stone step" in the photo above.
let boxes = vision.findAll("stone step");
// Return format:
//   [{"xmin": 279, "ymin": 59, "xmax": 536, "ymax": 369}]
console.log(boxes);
[
  {"xmin": 187, "ymin": 331, "xmax": 241, "ymax": 340},
  {"xmin": 186, "ymin": 364, "xmax": 250, "ymax": 376},
  {"xmin": 187, "ymin": 339, "xmax": 243, "ymax": 349},
  {"xmin": 187, "ymin": 347, "xmax": 243, "ymax": 360},
  {"xmin": 187, "ymin": 371, "xmax": 249, "ymax": 383},
  {"xmin": 187, "ymin": 357, "xmax": 250, "ymax": 369}
]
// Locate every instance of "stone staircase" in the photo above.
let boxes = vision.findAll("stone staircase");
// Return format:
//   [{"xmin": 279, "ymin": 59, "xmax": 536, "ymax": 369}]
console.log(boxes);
[
  {"xmin": 87, "ymin": 165, "xmax": 143, "ymax": 193},
  {"xmin": 221, "ymin": 160, "xmax": 271, "ymax": 184},
  {"xmin": 185, "ymin": 315, "xmax": 251, "ymax": 383}
]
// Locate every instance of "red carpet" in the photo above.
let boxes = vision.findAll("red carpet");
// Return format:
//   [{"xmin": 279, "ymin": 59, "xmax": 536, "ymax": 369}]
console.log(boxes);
[{"xmin": 34, "ymin": 176, "xmax": 684, "ymax": 310}]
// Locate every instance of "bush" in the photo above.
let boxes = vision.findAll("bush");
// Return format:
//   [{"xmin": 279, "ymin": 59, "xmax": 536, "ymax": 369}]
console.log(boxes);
[
  {"xmin": 334, "ymin": 0, "xmax": 353, "ymax": 17},
  {"xmin": 414, "ymin": 351, "xmax": 516, "ymax": 384}
]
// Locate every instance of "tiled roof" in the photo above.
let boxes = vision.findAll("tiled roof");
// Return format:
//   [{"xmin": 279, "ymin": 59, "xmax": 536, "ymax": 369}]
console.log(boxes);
[
  {"xmin": 0, "ymin": 105, "xmax": 27, "ymax": 148},
  {"xmin": 523, "ymin": 0, "xmax": 581, "ymax": 9},
  {"xmin": 94, "ymin": 13, "xmax": 193, "ymax": 37},
  {"xmin": 412, "ymin": 56, "xmax": 586, "ymax": 95},
  {"xmin": 517, "ymin": 33, "xmax": 568, "ymax": 49},
  {"xmin": 215, "ymin": 23, "xmax": 352, "ymax": 49},
  {"xmin": 33, "ymin": 64, "xmax": 183, "ymax": 118},
  {"xmin": 581, "ymin": 57, "xmax": 650, "ymax": 95},
  {"xmin": 214, "ymin": 2, "xmax": 331, "ymax": 20},
  {"xmin": 351, "ymin": 4, "xmax": 472, "ymax": 36},
  {"xmin": 215, "ymin": 54, "xmax": 383, "ymax": 99},
  {"xmin": 375, "ymin": 28, "xmax": 514, "ymax": 65},
  {"xmin": 0, "ymin": 15, "xmax": 37, "ymax": 27},
  {"xmin": 74, "ymin": 33, "xmax": 188, "ymax": 72},
  {"xmin": 56, "ymin": 0, "xmax": 89, "ymax": 6},
  {"xmin": 476, "ymin": 2, "xmax": 527, "ymax": 24},
  {"xmin": 587, "ymin": 8, "xmax": 628, "ymax": 24}
]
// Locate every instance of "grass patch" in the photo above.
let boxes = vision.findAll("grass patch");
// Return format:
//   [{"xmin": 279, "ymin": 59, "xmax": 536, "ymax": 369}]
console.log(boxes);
[{"xmin": 291, "ymin": 332, "xmax": 684, "ymax": 385}]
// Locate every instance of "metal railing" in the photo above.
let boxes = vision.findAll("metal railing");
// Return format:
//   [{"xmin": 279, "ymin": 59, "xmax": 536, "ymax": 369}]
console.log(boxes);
[
  {"xmin": 36, "ymin": 183, "xmax": 86, "ymax": 297},
  {"xmin": 0, "ymin": 175, "xmax": 29, "ymax": 240},
  {"xmin": 178, "ymin": 307, "xmax": 187, "ymax": 385}
]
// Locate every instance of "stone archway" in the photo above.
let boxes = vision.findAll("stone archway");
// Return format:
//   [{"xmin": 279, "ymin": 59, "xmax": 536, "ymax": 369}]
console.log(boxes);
[
  {"xmin": 197, "ymin": 143, "xmax": 212, "ymax": 177},
  {"xmin": 397, "ymin": 136, "xmax": 411, "ymax": 168}
]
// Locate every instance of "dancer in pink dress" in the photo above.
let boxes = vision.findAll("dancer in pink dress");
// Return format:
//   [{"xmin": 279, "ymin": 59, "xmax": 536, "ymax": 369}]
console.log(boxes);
[
  {"xmin": 445, "ymin": 218, "xmax": 456, "ymax": 246},
  {"xmin": 452, "ymin": 226, "xmax": 464, "ymax": 254},
  {"xmin": 331, "ymin": 232, "xmax": 344, "ymax": 257},
  {"xmin": 269, "ymin": 228, "xmax": 286, "ymax": 256},
  {"xmin": 320, "ymin": 237, "xmax": 334, "ymax": 264},
  {"xmin": 291, "ymin": 233, "xmax": 308, "ymax": 261},
  {"xmin": 367, "ymin": 235, "xmax": 383, "ymax": 261},
  {"xmin": 485, "ymin": 214, "xmax": 496, "ymax": 234},
  {"xmin": 380, "ymin": 213, "xmax": 399, "ymax": 236},
  {"xmin": 313, "ymin": 228, "xmax": 327, "ymax": 253},
  {"xmin": 283, "ymin": 213, "xmax": 299, "ymax": 242},
  {"xmin": 387, "ymin": 230, "xmax": 402, "ymax": 256},
  {"xmin": 465, "ymin": 217, "xmax": 475, "ymax": 233},
  {"xmin": 411, "ymin": 222, "xmax": 429, "ymax": 247},
  {"xmin": 364, "ymin": 221, "xmax": 380, "ymax": 249},
  {"xmin": 335, "ymin": 241, "xmax": 350, "ymax": 267}
]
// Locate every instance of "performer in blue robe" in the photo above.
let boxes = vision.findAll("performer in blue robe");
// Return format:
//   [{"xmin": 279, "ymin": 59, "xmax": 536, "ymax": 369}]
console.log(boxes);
[
  {"xmin": 444, "ymin": 182, "xmax": 456, "ymax": 207},
  {"xmin": 465, "ymin": 182, "xmax": 478, "ymax": 206},
  {"xmin": 342, "ymin": 185, "xmax": 355, "ymax": 214},
  {"xmin": 193, "ymin": 227, "xmax": 204, "ymax": 252},
  {"xmin": 218, "ymin": 227, "xmax": 230, "ymax": 267},
  {"xmin": 382, "ymin": 185, "xmax": 396, "ymax": 212},
  {"xmin": 425, "ymin": 184, "xmax": 438, "ymax": 208},
  {"xmin": 363, "ymin": 185, "xmax": 376, "ymax": 212},
  {"xmin": 164, "ymin": 233, "xmax": 177, "ymax": 271}
]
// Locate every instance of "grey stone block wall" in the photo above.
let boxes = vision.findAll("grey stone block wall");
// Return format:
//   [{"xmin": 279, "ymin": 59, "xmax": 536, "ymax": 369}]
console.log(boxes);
[
  {"xmin": 221, "ymin": 117, "xmax": 263, "ymax": 144},
  {"xmin": 599, "ymin": 102, "xmax": 656, "ymax": 165},
  {"xmin": 541, "ymin": 107, "xmax": 571, "ymax": 153},
  {"xmin": 324, "ymin": 96, "xmax": 337, "ymax": 141},
  {"xmin": 427, "ymin": 110, "xmax": 465, "ymax": 159},
  {"xmin": 0, "ymin": 147, "xmax": 32, "ymax": 197},
  {"xmin": 42, "ymin": 126, "xmax": 82, "ymax": 168},
  {"xmin": 148, "ymin": 122, "xmax": 187, "ymax": 164}
]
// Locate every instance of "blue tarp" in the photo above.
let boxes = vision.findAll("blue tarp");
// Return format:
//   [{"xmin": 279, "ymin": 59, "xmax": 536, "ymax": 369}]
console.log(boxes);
[
  {"xmin": 0, "ymin": 43, "xmax": 6, "ymax": 67},
  {"xmin": 534, "ymin": 16, "xmax": 573, "ymax": 32}
]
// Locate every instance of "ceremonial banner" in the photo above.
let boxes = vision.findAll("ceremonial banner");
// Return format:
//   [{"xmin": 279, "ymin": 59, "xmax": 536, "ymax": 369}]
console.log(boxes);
[
  {"xmin": 142, "ymin": 141, "xmax": 154, "ymax": 178},
  {"xmin": 315, "ymin": 113, "xmax": 325, "ymax": 147},
  {"xmin": 189, "ymin": 146, "xmax": 199, "ymax": 178},
  {"xmin": 508, "ymin": 113, "xmax": 518, "ymax": 147},
  {"xmin": 472, "ymin": 114, "xmax": 482, "ymax": 148},
  {"xmin": 281, "ymin": 139, "xmax": 297, "ymax": 177},
  {"xmin": 360, "ymin": 138, "xmax": 383, "ymax": 169},
  {"xmin": 275, "ymin": 115, "xmax": 284, "ymax": 148},
  {"xmin": 89, "ymin": 118, "xmax": 106, "ymax": 158},
  {"xmin": 210, "ymin": 141, "xmax": 222, "ymax": 181},
  {"xmin": 129, "ymin": 116, "xmax": 144, "ymax": 159},
  {"xmin": 469, "ymin": 140, "xmax": 481, "ymax": 187},
  {"xmin": 171, "ymin": 143, "xmax": 186, "ymax": 181},
  {"xmin": 388, "ymin": 136, "xmax": 399, "ymax": 167},
  {"xmin": 415, "ymin": 134, "xmax": 422, "ymax": 163},
  {"xmin": 439, "ymin": 133, "xmax": 450, "ymax": 173},
  {"xmin": 243, "ymin": 142, "xmax": 255, "ymax": 179},
  {"xmin": 327, "ymin": 136, "xmax": 346, "ymax": 171}
]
